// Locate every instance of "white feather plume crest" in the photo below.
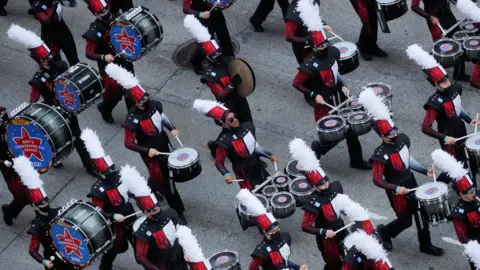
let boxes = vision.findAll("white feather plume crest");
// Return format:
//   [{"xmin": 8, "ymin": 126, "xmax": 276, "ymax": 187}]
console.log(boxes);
[
  {"xmin": 344, "ymin": 230, "xmax": 389, "ymax": 262},
  {"xmin": 406, "ymin": 44, "xmax": 438, "ymax": 69},
  {"xmin": 457, "ymin": 0, "xmax": 480, "ymax": 22},
  {"xmin": 431, "ymin": 149, "xmax": 467, "ymax": 180},
  {"xmin": 12, "ymin": 156, "xmax": 43, "ymax": 189},
  {"xmin": 192, "ymin": 99, "xmax": 228, "ymax": 114},
  {"xmin": 119, "ymin": 165, "xmax": 151, "ymax": 196},
  {"xmin": 288, "ymin": 138, "xmax": 320, "ymax": 171},
  {"xmin": 176, "ymin": 225, "xmax": 206, "ymax": 262},
  {"xmin": 464, "ymin": 240, "xmax": 480, "ymax": 269},
  {"xmin": 341, "ymin": 199, "xmax": 371, "ymax": 221},
  {"xmin": 80, "ymin": 128, "xmax": 106, "ymax": 159},
  {"xmin": 330, "ymin": 193, "xmax": 352, "ymax": 217},
  {"xmin": 7, "ymin": 24, "xmax": 44, "ymax": 49},
  {"xmin": 236, "ymin": 189, "xmax": 266, "ymax": 216},
  {"xmin": 183, "ymin": 15, "xmax": 211, "ymax": 43},
  {"xmin": 117, "ymin": 177, "xmax": 130, "ymax": 202},
  {"xmin": 296, "ymin": 0, "xmax": 324, "ymax": 32},
  {"xmin": 359, "ymin": 88, "xmax": 392, "ymax": 121},
  {"xmin": 105, "ymin": 63, "xmax": 139, "ymax": 89}
]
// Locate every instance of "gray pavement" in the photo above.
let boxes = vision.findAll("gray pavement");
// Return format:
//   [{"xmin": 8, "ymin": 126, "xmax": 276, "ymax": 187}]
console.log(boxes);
[{"xmin": 0, "ymin": 0, "xmax": 478, "ymax": 269}]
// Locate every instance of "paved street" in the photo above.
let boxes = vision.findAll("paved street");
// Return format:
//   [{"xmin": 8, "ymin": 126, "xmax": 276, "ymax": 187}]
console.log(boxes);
[{"xmin": 0, "ymin": 0, "xmax": 479, "ymax": 269}]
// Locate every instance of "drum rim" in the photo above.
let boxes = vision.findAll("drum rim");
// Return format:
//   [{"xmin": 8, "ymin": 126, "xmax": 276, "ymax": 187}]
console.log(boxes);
[
  {"xmin": 288, "ymin": 178, "xmax": 315, "ymax": 196},
  {"xmin": 347, "ymin": 112, "xmax": 372, "ymax": 124},
  {"xmin": 465, "ymin": 133, "xmax": 480, "ymax": 149},
  {"xmin": 168, "ymin": 148, "xmax": 200, "ymax": 169},
  {"xmin": 262, "ymin": 185, "xmax": 279, "ymax": 196},
  {"xmin": 462, "ymin": 37, "xmax": 480, "ymax": 50},
  {"xmin": 271, "ymin": 174, "xmax": 290, "ymax": 187},
  {"xmin": 316, "ymin": 115, "xmax": 347, "ymax": 132},
  {"xmin": 208, "ymin": 250, "xmax": 240, "ymax": 269},
  {"xmin": 285, "ymin": 159, "xmax": 305, "ymax": 177},
  {"xmin": 270, "ymin": 191, "xmax": 296, "ymax": 208},
  {"xmin": 432, "ymin": 38, "xmax": 463, "ymax": 57},
  {"xmin": 332, "ymin": 41, "xmax": 358, "ymax": 58}
]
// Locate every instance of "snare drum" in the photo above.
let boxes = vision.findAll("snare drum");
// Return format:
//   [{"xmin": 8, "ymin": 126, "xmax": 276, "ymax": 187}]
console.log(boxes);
[
  {"xmin": 347, "ymin": 112, "xmax": 372, "ymax": 136},
  {"xmin": 4, "ymin": 102, "xmax": 74, "ymax": 173},
  {"xmin": 453, "ymin": 31, "xmax": 471, "ymax": 44},
  {"xmin": 346, "ymin": 98, "xmax": 364, "ymax": 111},
  {"xmin": 238, "ymin": 194, "xmax": 269, "ymax": 226},
  {"xmin": 109, "ymin": 6, "xmax": 163, "ymax": 61},
  {"xmin": 432, "ymin": 39, "xmax": 463, "ymax": 68},
  {"xmin": 415, "ymin": 182, "xmax": 453, "ymax": 225},
  {"xmin": 465, "ymin": 134, "xmax": 480, "ymax": 168},
  {"xmin": 271, "ymin": 174, "xmax": 290, "ymax": 191},
  {"xmin": 208, "ymin": 250, "xmax": 242, "ymax": 270},
  {"xmin": 332, "ymin": 41, "xmax": 359, "ymax": 75},
  {"xmin": 284, "ymin": 159, "xmax": 305, "ymax": 180},
  {"xmin": 262, "ymin": 185, "xmax": 279, "ymax": 198},
  {"xmin": 460, "ymin": 21, "xmax": 479, "ymax": 35},
  {"xmin": 376, "ymin": 0, "xmax": 408, "ymax": 21},
  {"xmin": 270, "ymin": 192, "xmax": 296, "ymax": 219},
  {"xmin": 49, "ymin": 200, "xmax": 114, "ymax": 268},
  {"xmin": 316, "ymin": 115, "xmax": 347, "ymax": 143},
  {"xmin": 168, "ymin": 147, "xmax": 202, "ymax": 182},
  {"xmin": 289, "ymin": 177, "xmax": 315, "ymax": 207},
  {"xmin": 54, "ymin": 63, "xmax": 103, "ymax": 114},
  {"xmin": 365, "ymin": 83, "xmax": 392, "ymax": 104},
  {"xmin": 339, "ymin": 108, "xmax": 355, "ymax": 118},
  {"xmin": 463, "ymin": 37, "xmax": 480, "ymax": 61}
]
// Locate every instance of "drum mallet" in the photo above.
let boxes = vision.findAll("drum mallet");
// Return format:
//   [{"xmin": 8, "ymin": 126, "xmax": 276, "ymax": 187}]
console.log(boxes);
[
  {"xmin": 230, "ymin": 179, "xmax": 244, "ymax": 182},
  {"xmin": 326, "ymin": 222, "xmax": 355, "ymax": 238},
  {"xmin": 113, "ymin": 49, "xmax": 126, "ymax": 59},
  {"xmin": 174, "ymin": 136, "xmax": 184, "ymax": 147},
  {"xmin": 123, "ymin": 210, "xmax": 143, "ymax": 220}
]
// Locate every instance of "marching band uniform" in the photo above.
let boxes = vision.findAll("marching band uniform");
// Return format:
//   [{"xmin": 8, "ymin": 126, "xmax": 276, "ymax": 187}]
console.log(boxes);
[
  {"xmin": 28, "ymin": 0, "xmax": 79, "ymax": 66},
  {"xmin": 82, "ymin": 0, "xmax": 135, "ymax": 123},
  {"xmin": 122, "ymin": 165, "xmax": 187, "ymax": 270},
  {"xmin": 249, "ymin": 0, "xmax": 289, "ymax": 32},
  {"xmin": 358, "ymin": 87, "xmax": 444, "ymax": 256},
  {"xmin": 289, "ymin": 138, "xmax": 347, "ymax": 270},
  {"xmin": 176, "ymin": 225, "xmax": 213, "ymax": 270},
  {"xmin": 235, "ymin": 189, "xmax": 306, "ymax": 270},
  {"xmin": 193, "ymin": 99, "xmax": 276, "ymax": 191},
  {"xmin": 291, "ymin": 0, "xmax": 370, "ymax": 170}
]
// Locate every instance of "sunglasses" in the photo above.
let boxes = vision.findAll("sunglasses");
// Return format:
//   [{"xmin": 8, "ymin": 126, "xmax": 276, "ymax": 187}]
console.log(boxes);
[{"xmin": 226, "ymin": 115, "xmax": 237, "ymax": 124}]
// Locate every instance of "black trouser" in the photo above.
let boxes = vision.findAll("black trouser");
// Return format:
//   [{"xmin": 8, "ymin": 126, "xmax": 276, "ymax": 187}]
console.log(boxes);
[
  {"xmin": 69, "ymin": 115, "xmax": 92, "ymax": 169},
  {"xmin": 41, "ymin": 23, "xmax": 79, "ymax": 66},
  {"xmin": 350, "ymin": 0, "xmax": 378, "ymax": 53},
  {"xmin": 100, "ymin": 226, "xmax": 134, "ymax": 269},
  {"xmin": 316, "ymin": 129, "xmax": 364, "ymax": 164},
  {"xmin": 250, "ymin": 0, "xmax": 289, "ymax": 25},
  {"xmin": 3, "ymin": 199, "xmax": 27, "ymax": 219},
  {"xmin": 224, "ymin": 96, "xmax": 253, "ymax": 123},
  {"xmin": 110, "ymin": 0, "xmax": 133, "ymax": 13}
]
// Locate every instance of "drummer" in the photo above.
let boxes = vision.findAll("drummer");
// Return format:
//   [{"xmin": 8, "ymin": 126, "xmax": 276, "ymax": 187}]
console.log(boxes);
[
  {"xmin": 291, "ymin": 0, "xmax": 371, "ymax": 170},
  {"xmin": 235, "ymin": 189, "xmax": 308, "ymax": 270},
  {"xmin": 105, "ymin": 64, "xmax": 186, "ymax": 223},
  {"xmin": 358, "ymin": 88, "xmax": 444, "ymax": 256},
  {"xmin": 192, "ymin": 99, "xmax": 278, "ymax": 191},
  {"xmin": 289, "ymin": 138, "xmax": 348, "ymax": 270},
  {"xmin": 406, "ymin": 44, "xmax": 480, "ymax": 184},
  {"xmin": 411, "ymin": 0, "xmax": 470, "ymax": 81},
  {"xmin": 82, "ymin": 0, "xmax": 135, "ymax": 124}
]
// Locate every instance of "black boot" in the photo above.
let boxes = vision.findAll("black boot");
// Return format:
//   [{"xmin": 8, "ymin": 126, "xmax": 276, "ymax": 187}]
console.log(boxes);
[
  {"xmin": 97, "ymin": 102, "xmax": 114, "ymax": 124},
  {"xmin": 86, "ymin": 166, "xmax": 99, "ymax": 178},
  {"xmin": 249, "ymin": 17, "xmax": 264, "ymax": 32},
  {"xmin": 207, "ymin": 141, "xmax": 216, "ymax": 159},
  {"xmin": 310, "ymin": 140, "xmax": 322, "ymax": 160},
  {"xmin": 2, "ymin": 204, "xmax": 13, "ymax": 226},
  {"xmin": 350, "ymin": 160, "xmax": 372, "ymax": 170},
  {"xmin": 377, "ymin": 224, "xmax": 393, "ymax": 251},
  {"xmin": 0, "ymin": 6, "xmax": 6, "ymax": 16},
  {"xmin": 419, "ymin": 230, "xmax": 445, "ymax": 256},
  {"xmin": 372, "ymin": 46, "xmax": 388, "ymax": 58},
  {"xmin": 177, "ymin": 212, "xmax": 188, "ymax": 225}
]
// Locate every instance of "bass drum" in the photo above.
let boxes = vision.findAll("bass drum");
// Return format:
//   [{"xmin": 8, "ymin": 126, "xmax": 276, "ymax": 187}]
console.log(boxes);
[
  {"xmin": 432, "ymin": 39, "xmax": 463, "ymax": 68},
  {"xmin": 208, "ymin": 250, "xmax": 241, "ymax": 269},
  {"xmin": 4, "ymin": 102, "xmax": 74, "ymax": 173},
  {"xmin": 332, "ymin": 41, "xmax": 359, "ymax": 75}
]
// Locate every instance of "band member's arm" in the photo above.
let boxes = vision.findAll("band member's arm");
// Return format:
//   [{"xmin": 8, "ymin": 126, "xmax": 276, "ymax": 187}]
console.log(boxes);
[
  {"xmin": 284, "ymin": 21, "xmax": 307, "ymax": 43},
  {"xmin": 248, "ymin": 257, "xmax": 265, "ymax": 270},
  {"xmin": 292, "ymin": 71, "xmax": 315, "ymax": 97},
  {"xmin": 460, "ymin": 110, "xmax": 473, "ymax": 124},
  {"xmin": 215, "ymin": 146, "xmax": 230, "ymax": 176},
  {"xmin": 85, "ymin": 40, "xmax": 103, "ymax": 61},
  {"xmin": 422, "ymin": 107, "xmax": 446, "ymax": 140},
  {"xmin": 135, "ymin": 240, "xmax": 163, "ymax": 270},
  {"xmin": 30, "ymin": 85, "xmax": 42, "ymax": 103},
  {"xmin": 372, "ymin": 161, "xmax": 397, "ymax": 191},
  {"xmin": 410, "ymin": 0, "xmax": 430, "ymax": 19},
  {"xmin": 32, "ymin": 8, "xmax": 57, "ymax": 24},
  {"xmin": 301, "ymin": 211, "xmax": 325, "ymax": 235},
  {"xmin": 29, "ymin": 234, "xmax": 46, "ymax": 264},
  {"xmin": 254, "ymin": 142, "xmax": 273, "ymax": 158},
  {"xmin": 409, "ymin": 157, "xmax": 428, "ymax": 175},
  {"xmin": 124, "ymin": 128, "xmax": 150, "ymax": 155},
  {"xmin": 206, "ymin": 81, "xmax": 233, "ymax": 100},
  {"xmin": 183, "ymin": 0, "xmax": 201, "ymax": 16},
  {"xmin": 286, "ymin": 259, "xmax": 301, "ymax": 270},
  {"xmin": 161, "ymin": 113, "xmax": 176, "ymax": 131},
  {"xmin": 452, "ymin": 218, "xmax": 470, "ymax": 244}
]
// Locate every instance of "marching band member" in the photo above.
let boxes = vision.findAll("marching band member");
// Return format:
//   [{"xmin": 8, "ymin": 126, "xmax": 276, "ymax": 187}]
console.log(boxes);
[
  {"xmin": 106, "ymin": 64, "xmax": 186, "ymax": 222},
  {"xmin": 193, "ymin": 99, "xmax": 278, "ymax": 190},
  {"xmin": 406, "ymin": 44, "xmax": 479, "ymax": 183},
  {"xmin": 122, "ymin": 165, "xmax": 187, "ymax": 270},
  {"xmin": 183, "ymin": 0, "xmax": 235, "ymax": 75},
  {"xmin": 432, "ymin": 149, "xmax": 480, "ymax": 270},
  {"xmin": 291, "ymin": 0, "xmax": 370, "ymax": 170},
  {"xmin": 81, "ymin": 128, "xmax": 134, "ymax": 270},
  {"xmin": 109, "ymin": 0, "xmax": 133, "ymax": 14},
  {"xmin": 456, "ymin": 0, "xmax": 480, "ymax": 88},
  {"xmin": 289, "ymin": 138, "xmax": 348, "ymax": 270},
  {"xmin": 235, "ymin": 189, "xmax": 308, "ymax": 270},
  {"xmin": 249, "ymin": 0, "xmax": 289, "ymax": 32},
  {"xmin": 28, "ymin": 0, "xmax": 79, "ymax": 66},
  {"xmin": 82, "ymin": 0, "xmax": 135, "ymax": 123},
  {"xmin": 176, "ymin": 225, "xmax": 213, "ymax": 270},
  {"xmin": 1, "ymin": 107, "xmax": 31, "ymax": 226},
  {"xmin": 349, "ymin": 0, "xmax": 388, "ymax": 61},
  {"xmin": 358, "ymin": 87, "xmax": 444, "ymax": 256}
]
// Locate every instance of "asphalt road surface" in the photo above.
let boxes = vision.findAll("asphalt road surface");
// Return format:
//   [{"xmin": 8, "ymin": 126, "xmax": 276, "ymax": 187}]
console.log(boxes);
[{"xmin": 0, "ymin": 0, "xmax": 479, "ymax": 269}]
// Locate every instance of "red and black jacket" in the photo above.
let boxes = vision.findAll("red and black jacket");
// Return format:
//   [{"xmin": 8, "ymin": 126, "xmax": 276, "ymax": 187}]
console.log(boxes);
[
  {"xmin": 87, "ymin": 171, "xmax": 134, "ymax": 216},
  {"xmin": 449, "ymin": 193, "xmax": 480, "ymax": 244},
  {"xmin": 411, "ymin": 0, "xmax": 457, "ymax": 28},
  {"xmin": 249, "ymin": 232, "xmax": 300, "ymax": 270}
]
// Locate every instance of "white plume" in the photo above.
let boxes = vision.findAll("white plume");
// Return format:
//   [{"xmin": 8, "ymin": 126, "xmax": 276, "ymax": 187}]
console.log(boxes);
[
  {"xmin": 176, "ymin": 225, "xmax": 206, "ymax": 262},
  {"xmin": 406, "ymin": 44, "xmax": 438, "ymax": 69},
  {"xmin": 296, "ymin": 0, "xmax": 324, "ymax": 31},
  {"xmin": 7, "ymin": 24, "xmax": 43, "ymax": 49},
  {"xmin": 431, "ymin": 149, "xmax": 467, "ymax": 180},
  {"xmin": 341, "ymin": 199, "xmax": 371, "ymax": 221},
  {"xmin": 80, "ymin": 128, "xmax": 106, "ymax": 159},
  {"xmin": 288, "ymin": 138, "xmax": 320, "ymax": 171},
  {"xmin": 117, "ymin": 178, "xmax": 129, "ymax": 203},
  {"xmin": 12, "ymin": 156, "xmax": 43, "ymax": 189},
  {"xmin": 192, "ymin": 99, "xmax": 228, "ymax": 114},
  {"xmin": 120, "ymin": 165, "xmax": 151, "ymax": 196},
  {"xmin": 359, "ymin": 88, "xmax": 392, "ymax": 121},
  {"xmin": 330, "ymin": 193, "xmax": 352, "ymax": 217},
  {"xmin": 236, "ymin": 189, "xmax": 266, "ymax": 216},
  {"xmin": 344, "ymin": 230, "xmax": 389, "ymax": 262},
  {"xmin": 105, "ymin": 63, "xmax": 139, "ymax": 89},
  {"xmin": 457, "ymin": 0, "xmax": 480, "ymax": 22},
  {"xmin": 183, "ymin": 15, "xmax": 211, "ymax": 43},
  {"xmin": 464, "ymin": 240, "xmax": 480, "ymax": 269}
]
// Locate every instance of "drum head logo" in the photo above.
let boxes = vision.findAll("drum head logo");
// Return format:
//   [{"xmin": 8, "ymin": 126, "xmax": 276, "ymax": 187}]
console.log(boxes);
[
  {"xmin": 465, "ymin": 24, "xmax": 475, "ymax": 30},
  {"xmin": 440, "ymin": 43, "xmax": 453, "ymax": 52},
  {"xmin": 351, "ymin": 100, "xmax": 359, "ymax": 105},
  {"xmin": 339, "ymin": 47, "xmax": 349, "ymax": 54},
  {"xmin": 425, "ymin": 187, "xmax": 438, "ymax": 195},
  {"xmin": 353, "ymin": 114, "xmax": 364, "ymax": 120},
  {"xmin": 50, "ymin": 223, "xmax": 90, "ymax": 265},
  {"xmin": 475, "ymin": 138, "xmax": 480, "ymax": 145},
  {"xmin": 277, "ymin": 196, "xmax": 287, "ymax": 203},
  {"xmin": 276, "ymin": 177, "xmax": 286, "ymax": 183},
  {"xmin": 216, "ymin": 255, "xmax": 231, "ymax": 265},
  {"xmin": 299, "ymin": 182, "xmax": 308, "ymax": 189},
  {"xmin": 373, "ymin": 87, "xmax": 383, "ymax": 94},
  {"xmin": 55, "ymin": 83, "xmax": 81, "ymax": 112},
  {"xmin": 470, "ymin": 40, "xmax": 479, "ymax": 46},
  {"xmin": 324, "ymin": 120, "xmax": 338, "ymax": 127},
  {"xmin": 109, "ymin": 25, "xmax": 142, "ymax": 60},
  {"xmin": 177, "ymin": 152, "xmax": 190, "ymax": 161},
  {"xmin": 6, "ymin": 122, "xmax": 53, "ymax": 172}
]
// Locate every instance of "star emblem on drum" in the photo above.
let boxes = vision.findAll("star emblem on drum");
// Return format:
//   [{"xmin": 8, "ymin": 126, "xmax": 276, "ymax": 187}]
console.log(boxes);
[
  {"xmin": 114, "ymin": 29, "xmax": 136, "ymax": 53},
  {"xmin": 12, "ymin": 128, "xmax": 43, "ymax": 161},
  {"xmin": 59, "ymin": 87, "xmax": 76, "ymax": 106},
  {"xmin": 56, "ymin": 228, "xmax": 83, "ymax": 258}
]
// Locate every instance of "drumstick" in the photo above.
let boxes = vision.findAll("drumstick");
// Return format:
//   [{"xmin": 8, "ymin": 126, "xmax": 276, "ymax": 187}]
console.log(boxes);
[
  {"xmin": 155, "ymin": 152, "xmax": 171, "ymax": 156},
  {"xmin": 274, "ymin": 160, "xmax": 278, "ymax": 172},
  {"xmin": 174, "ymin": 136, "xmax": 184, "ymax": 147},
  {"xmin": 457, "ymin": 132, "xmax": 480, "ymax": 141},
  {"xmin": 113, "ymin": 49, "xmax": 126, "ymax": 59},
  {"xmin": 209, "ymin": 0, "xmax": 220, "ymax": 12},
  {"xmin": 230, "ymin": 179, "xmax": 244, "ymax": 182},
  {"xmin": 475, "ymin": 113, "xmax": 479, "ymax": 133},
  {"xmin": 123, "ymin": 211, "xmax": 143, "ymax": 219},
  {"xmin": 438, "ymin": 24, "xmax": 447, "ymax": 37},
  {"xmin": 324, "ymin": 102, "xmax": 341, "ymax": 112},
  {"xmin": 328, "ymin": 96, "xmax": 352, "ymax": 114},
  {"xmin": 408, "ymin": 186, "xmax": 421, "ymax": 192},
  {"xmin": 329, "ymin": 222, "xmax": 355, "ymax": 237},
  {"xmin": 432, "ymin": 164, "xmax": 437, "ymax": 186},
  {"xmin": 329, "ymin": 31, "xmax": 344, "ymax": 42}
]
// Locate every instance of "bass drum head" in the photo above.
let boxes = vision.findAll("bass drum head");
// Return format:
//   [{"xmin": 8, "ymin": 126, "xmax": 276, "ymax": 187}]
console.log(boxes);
[
  {"xmin": 465, "ymin": 134, "xmax": 480, "ymax": 151},
  {"xmin": 209, "ymin": 251, "xmax": 240, "ymax": 269},
  {"xmin": 415, "ymin": 182, "xmax": 449, "ymax": 201},
  {"xmin": 50, "ymin": 221, "xmax": 92, "ymax": 267},
  {"xmin": 432, "ymin": 39, "xmax": 462, "ymax": 57},
  {"xmin": 168, "ymin": 147, "xmax": 199, "ymax": 168},
  {"xmin": 333, "ymin": 41, "xmax": 357, "ymax": 59},
  {"xmin": 347, "ymin": 98, "xmax": 363, "ymax": 110},
  {"xmin": 270, "ymin": 192, "xmax": 295, "ymax": 208},
  {"xmin": 347, "ymin": 112, "xmax": 371, "ymax": 124},
  {"xmin": 109, "ymin": 8, "xmax": 144, "ymax": 60},
  {"xmin": 453, "ymin": 31, "xmax": 470, "ymax": 42},
  {"xmin": 289, "ymin": 177, "xmax": 315, "ymax": 196},
  {"xmin": 316, "ymin": 115, "xmax": 346, "ymax": 132},
  {"xmin": 463, "ymin": 37, "xmax": 480, "ymax": 50},
  {"xmin": 54, "ymin": 67, "xmax": 84, "ymax": 113},
  {"xmin": 262, "ymin": 185, "xmax": 278, "ymax": 197}
]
